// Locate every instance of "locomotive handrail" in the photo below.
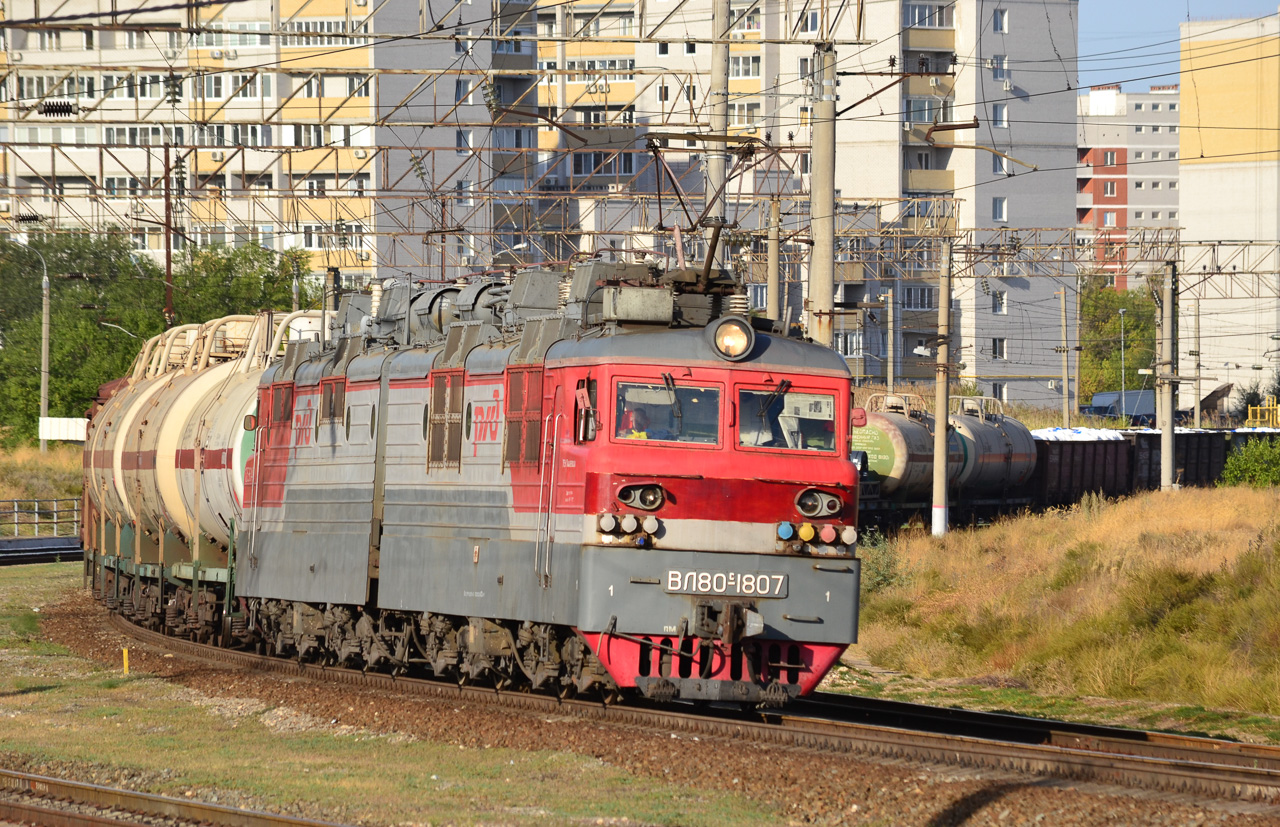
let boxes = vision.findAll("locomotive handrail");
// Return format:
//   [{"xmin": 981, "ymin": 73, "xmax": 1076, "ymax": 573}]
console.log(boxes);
[{"xmin": 546, "ymin": 412, "xmax": 565, "ymax": 584}]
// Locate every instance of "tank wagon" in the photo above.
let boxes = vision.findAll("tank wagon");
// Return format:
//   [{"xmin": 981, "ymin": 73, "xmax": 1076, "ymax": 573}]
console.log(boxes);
[{"xmin": 84, "ymin": 260, "xmax": 862, "ymax": 706}]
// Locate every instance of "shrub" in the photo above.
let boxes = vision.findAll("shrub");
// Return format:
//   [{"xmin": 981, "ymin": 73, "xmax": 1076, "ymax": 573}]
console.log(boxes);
[
  {"xmin": 1221, "ymin": 437, "xmax": 1280, "ymax": 488},
  {"xmin": 858, "ymin": 529, "xmax": 903, "ymax": 595}
]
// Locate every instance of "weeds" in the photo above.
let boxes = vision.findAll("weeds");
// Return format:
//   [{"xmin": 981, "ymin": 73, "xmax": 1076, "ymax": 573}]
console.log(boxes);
[
  {"xmin": 854, "ymin": 487, "xmax": 1280, "ymax": 716},
  {"xmin": 0, "ymin": 445, "xmax": 83, "ymax": 501},
  {"xmin": 1221, "ymin": 436, "xmax": 1280, "ymax": 488}
]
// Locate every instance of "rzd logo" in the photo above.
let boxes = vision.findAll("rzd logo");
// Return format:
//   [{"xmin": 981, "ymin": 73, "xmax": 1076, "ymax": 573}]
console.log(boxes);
[{"xmin": 471, "ymin": 388, "xmax": 503, "ymax": 455}]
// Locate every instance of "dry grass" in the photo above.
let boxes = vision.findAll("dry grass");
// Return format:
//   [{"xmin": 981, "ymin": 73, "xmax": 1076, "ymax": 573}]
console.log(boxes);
[
  {"xmin": 857, "ymin": 487, "xmax": 1280, "ymax": 713},
  {"xmin": 0, "ymin": 444, "xmax": 83, "ymax": 501}
]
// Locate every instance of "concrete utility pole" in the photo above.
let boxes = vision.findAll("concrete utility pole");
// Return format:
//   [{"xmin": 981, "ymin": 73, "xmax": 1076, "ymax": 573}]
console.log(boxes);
[
  {"xmin": 163, "ymin": 143, "xmax": 175, "ymax": 329},
  {"xmin": 766, "ymin": 198, "xmax": 780, "ymax": 321},
  {"xmin": 40, "ymin": 259, "xmax": 50, "ymax": 454},
  {"xmin": 932, "ymin": 241, "xmax": 953, "ymax": 537},
  {"xmin": 1194, "ymin": 299, "xmax": 1202, "ymax": 429},
  {"xmin": 1060, "ymin": 290, "xmax": 1070, "ymax": 428},
  {"xmin": 1119, "ymin": 307, "xmax": 1127, "ymax": 420},
  {"xmin": 704, "ymin": 0, "xmax": 731, "ymax": 270},
  {"xmin": 1160, "ymin": 261, "xmax": 1177, "ymax": 490},
  {"xmin": 885, "ymin": 287, "xmax": 896, "ymax": 392},
  {"xmin": 809, "ymin": 43, "xmax": 837, "ymax": 347}
]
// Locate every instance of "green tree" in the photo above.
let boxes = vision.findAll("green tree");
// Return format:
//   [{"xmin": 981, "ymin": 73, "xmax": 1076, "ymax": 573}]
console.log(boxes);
[
  {"xmin": 1078, "ymin": 275, "xmax": 1159, "ymax": 404},
  {"xmin": 0, "ymin": 235, "xmax": 313, "ymax": 445}
]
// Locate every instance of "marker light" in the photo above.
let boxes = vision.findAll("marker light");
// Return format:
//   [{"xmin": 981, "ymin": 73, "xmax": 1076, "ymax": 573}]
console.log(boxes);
[
  {"xmin": 819, "ymin": 525, "xmax": 838, "ymax": 544},
  {"xmin": 777, "ymin": 522, "xmax": 795, "ymax": 540},
  {"xmin": 621, "ymin": 514, "xmax": 639, "ymax": 533},
  {"xmin": 841, "ymin": 526, "xmax": 858, "ymax": 545},
  {"xmin": 798, "ymin": 523, "xmax": 817, "ymax": 542},
  {"xmin": 598, "ymin": 513, "xmax": 617, "ymax": 533},
  {"xmin": 642, "ymin": 515, "xmax": 660, "ymax": 534},
  {"xmin": 707, "ymin": 316, "xmax": 755, "ymax": 362}
]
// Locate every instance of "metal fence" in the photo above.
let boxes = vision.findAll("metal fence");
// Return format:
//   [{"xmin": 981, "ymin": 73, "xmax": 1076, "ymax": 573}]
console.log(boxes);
[{"xmin": 4, "ymin": 499, "xmax": 81, "ymax": 539}]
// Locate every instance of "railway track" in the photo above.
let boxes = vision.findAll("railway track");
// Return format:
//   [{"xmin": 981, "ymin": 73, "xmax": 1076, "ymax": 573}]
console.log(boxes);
[
  {"xmin": 0, "ymin": 767, "xmax": 348, "ymax": 827},
  {"xmin": 108, "ymin": 615, "xmax": 1280, "ymax": 805}
]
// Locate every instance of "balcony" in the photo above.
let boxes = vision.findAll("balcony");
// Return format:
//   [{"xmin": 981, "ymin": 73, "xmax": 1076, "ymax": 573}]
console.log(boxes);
[
  {"xmin": 905, "ymin": 75, "xmax": 954, "ymax": 98},
  {"xmin": 903, "ymin": 168, "xmax": 954, "ymax": 192},
  {"xmin": 904, "ymin": 27, "xmax": 955, "ymax": 51}
]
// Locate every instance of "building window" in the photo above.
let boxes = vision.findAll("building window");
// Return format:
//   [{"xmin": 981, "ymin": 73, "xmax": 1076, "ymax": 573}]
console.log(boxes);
[
  {"xmin": 347, "ymin": 75, "xmax": 369, "ymax": 97},
  {"xmin": 992, "ymin": 291, "xmax": 1008, "ymax": 315},
  {"xmin": 1150, "ymin": 151, "xmax": 1160, "ymax": 160},
  {"xmin": 456, "ymin": 29, "xmax": 469, "ymax": 52},
  {"xmin": 658, "ymin": 85, "xmax": 669, "ymax": 102},
  {"xmin": 903, "ymin": 4, "xmax": 954, "ymax": 28},
  {"xmin": 1151, "ymin": 125, "xmax": 1161, "ymax": 133},
  {"xmin": 1103, "ymin": 211, "xmax": 1116, "ymax": 227},
  {"xmin": 729, "ymin": 55, "xmax": 762, "ymax": 78},
  {"xmin": 917, "ymin": 150, "xmax": 933, "ymax": 170},
  {"xmin": 902, "ymin": 286, "xmax": 937, "ymax": 310},
  {"xmin": 455, "ymin": 78, "xmax": 472, "ymax": 103},
  {"xmin": 799, "ymin": 10, "xmax": 820, "ymax": 32},
  {"xmin": 456, "ymin": 179, "xmax": 473, "ymax": 206},
  {"xmin": 1134, "ymin": 211, "xmax": 1144, "ymax": 220},
  {"xmin": 1151, "ymin": 103, "xmax": 1161, "ymax": 111},
  {"xmin": 1133, "ymin": 103, "xmax": 1143, "ymax": 111},
  {"xmin": 1135, "ymin": 151, "xmax": 1144, "ymax": 160},
  {"xmin": 992, "ymin": 382, "xmax": 1006, "ymax": 401},
  {"xmin": 992, "ymin": 103, "xmax": 1007, "ymax": 127},
  {"xmin": 1134, "ymin": 181, "xmax": 1144, "ymax": 189},
  {"xmin": 1169, "ymin": 125, "xmax": 1178, "ymax": 133},
  {"xmin": 1152, "ymin": 181, "xmax": 1161, "ymax": 190},
  {"xmin": 657, "ymin": 42, "xmax": 668, "ymax": 55},
  {"xmin": 1170, "ymin": 210, "xmax": 1178, "ymax": 219},
  {"xmin": 992, "ymin": 338, "xmax": 1006, "ymax": 359},
  {"xmin": 992, "ymin": 154, "xmax": 1009, "ymax": 175},
  {"xmin": 1103, "ymin": 150, "xmax": 1116, "ymax": 166},
  {"xmin": 728, "ymin": 101, "xmax": 761, "ymax": 126},
  {"xmin": 1152, "ymin": 211, "xmax": 1162, "ymax": 219},
  {"xmin": 1170, "ymin": 151, "xmax": 1178, "ymax": 159},
  {"xmin": 684, "ymin": 41, "xmax": 697, "ymax": 54},
  {"xmin": 1169, "ymin": 181, "xmax": 1178, "ymax": 189},
  {"xmin": 1103, "ymin": 181, "xmax": 1116, "ymax": 197},
  {"xmin": 1169, "ymin": 103, "xmax": 1179, "ymax": 111},
  {"xmin": 991, "ymin": 55, "xmax": 1008, "ymax": 81},
  {"xmin": 992, "ymin": 196, "xmax": 1007, "ymax": 222},
  {"xmin": 455, "ymin": 129, "xmax": 472, "ymax": 153},
  {"xmin": 993, "ymin": 8, "xmax": 1008, "ymax": 32},
  {"xmin": 1135, "ymin": 125, "xmax": 1144, "ymax": 133}
]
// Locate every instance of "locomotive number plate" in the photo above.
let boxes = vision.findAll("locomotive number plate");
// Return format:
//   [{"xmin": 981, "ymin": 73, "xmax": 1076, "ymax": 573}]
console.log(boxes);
[{"xmin": 665, "ymin": 570, "xmax": 789, "ymax": 598}]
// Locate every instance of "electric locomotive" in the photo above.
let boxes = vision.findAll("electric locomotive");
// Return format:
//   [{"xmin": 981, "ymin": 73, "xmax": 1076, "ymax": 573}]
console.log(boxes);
[{"xmin": 84, "ymin": 258, "xmax": 861, "ymax": 705}]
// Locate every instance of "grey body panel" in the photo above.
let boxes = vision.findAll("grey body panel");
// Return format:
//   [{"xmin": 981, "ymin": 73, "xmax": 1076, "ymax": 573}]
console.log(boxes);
[{"xmin": 577, "ymin": 547, "xmax": 859, "ymax": 643}]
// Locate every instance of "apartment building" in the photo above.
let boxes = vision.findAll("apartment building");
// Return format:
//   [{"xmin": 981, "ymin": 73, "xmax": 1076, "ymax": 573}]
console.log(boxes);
[
  {"xmin": 2, "ymin": 0, "xmax": 380, "ymax": 286},
  {"xmin": 2, "ymin": 0, "xmax": 1081, "ymax": 405},
  {"xmin": 1179, "ymin": 15, "xmax": 1280, "ymax": 404},
  {"xmin": 531, "ymin": 0, "xmax": 1080, "ymax": 403},
  {"xmin": 1076, "ymin": 84, "xmax": 1181, "ymax": 289}
]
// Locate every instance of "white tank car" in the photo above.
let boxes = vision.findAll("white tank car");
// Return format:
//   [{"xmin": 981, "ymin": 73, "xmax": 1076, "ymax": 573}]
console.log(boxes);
[
  {"xmin": 850, "ymin": 393, "xmax": 963, "ymax": 499},
  {"xmin": 947, "ymin": 397, "xmax": 1037, "ymax": 495}
]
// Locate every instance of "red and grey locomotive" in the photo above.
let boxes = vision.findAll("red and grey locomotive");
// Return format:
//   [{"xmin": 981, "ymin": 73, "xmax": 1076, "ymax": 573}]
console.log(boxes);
[{"xmin": 83, "ymin": 258, "xmax": 861, "ymax": 705}]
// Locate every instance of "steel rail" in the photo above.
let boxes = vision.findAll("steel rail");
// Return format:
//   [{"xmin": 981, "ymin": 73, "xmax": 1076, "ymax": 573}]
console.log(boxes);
[
  {"xmin": 105, "ymin": 615, "xmax": 1280, "ymax": 804},
  {"xmin": 794, "ymin": 692, "xmax": 1280, "ymax": 770},
  {"xmin": 0, "ymin": 538, "xmax": 82, "ymax": 566},
  {"xmin": 0, "ymin": 767, "xmax": 350, "ymax": 827}
]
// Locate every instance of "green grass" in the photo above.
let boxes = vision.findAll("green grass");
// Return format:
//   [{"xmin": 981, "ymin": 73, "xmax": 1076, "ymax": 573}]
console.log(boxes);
[{"xmin": 0, "ymin": 564, "xmax": 779, "ymax": 826}]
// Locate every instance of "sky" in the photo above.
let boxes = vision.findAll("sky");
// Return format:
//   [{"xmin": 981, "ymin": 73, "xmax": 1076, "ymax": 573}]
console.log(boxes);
[{"xmin": 1077, "ymin": 0, "xmax": 1280, "ymax": 90}]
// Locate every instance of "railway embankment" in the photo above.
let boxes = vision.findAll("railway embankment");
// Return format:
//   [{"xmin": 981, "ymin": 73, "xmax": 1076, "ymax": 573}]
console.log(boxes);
[{"xmin": 849, "ymin": 484, "xmax": 1280, "ymax": 741}]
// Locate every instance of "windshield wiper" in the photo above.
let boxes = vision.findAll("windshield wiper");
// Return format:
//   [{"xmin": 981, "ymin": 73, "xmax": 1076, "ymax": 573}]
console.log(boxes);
[
  {"xmin": 757, "ymin": 378, "xmax": 792, "ymax": 419},
  {"xmin": 661, "ymin": 372, "xmax": 683, "ymax": 435}
]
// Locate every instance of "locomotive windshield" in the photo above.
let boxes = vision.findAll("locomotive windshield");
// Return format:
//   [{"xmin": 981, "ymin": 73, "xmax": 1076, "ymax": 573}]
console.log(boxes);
[
  {"xmin": 738, "ymin": 388, "xmax": 837, "ymax": 452},
  {"xmin": 615, "ymin": 381, "xmax": 720, "ymax": 443}
]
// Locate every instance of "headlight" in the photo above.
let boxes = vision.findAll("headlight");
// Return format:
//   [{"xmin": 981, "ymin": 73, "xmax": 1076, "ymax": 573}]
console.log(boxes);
[
  {"xmin": 619, "ymin": 484, "xmax": 665, "ymax": 511},
  {"xmin": 796, "ymin": 488, "xmax": 842, "ymax": 517},
  {"xmin": 706, "ymin": 316, "xmax": 755, "ymax": 362}
]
